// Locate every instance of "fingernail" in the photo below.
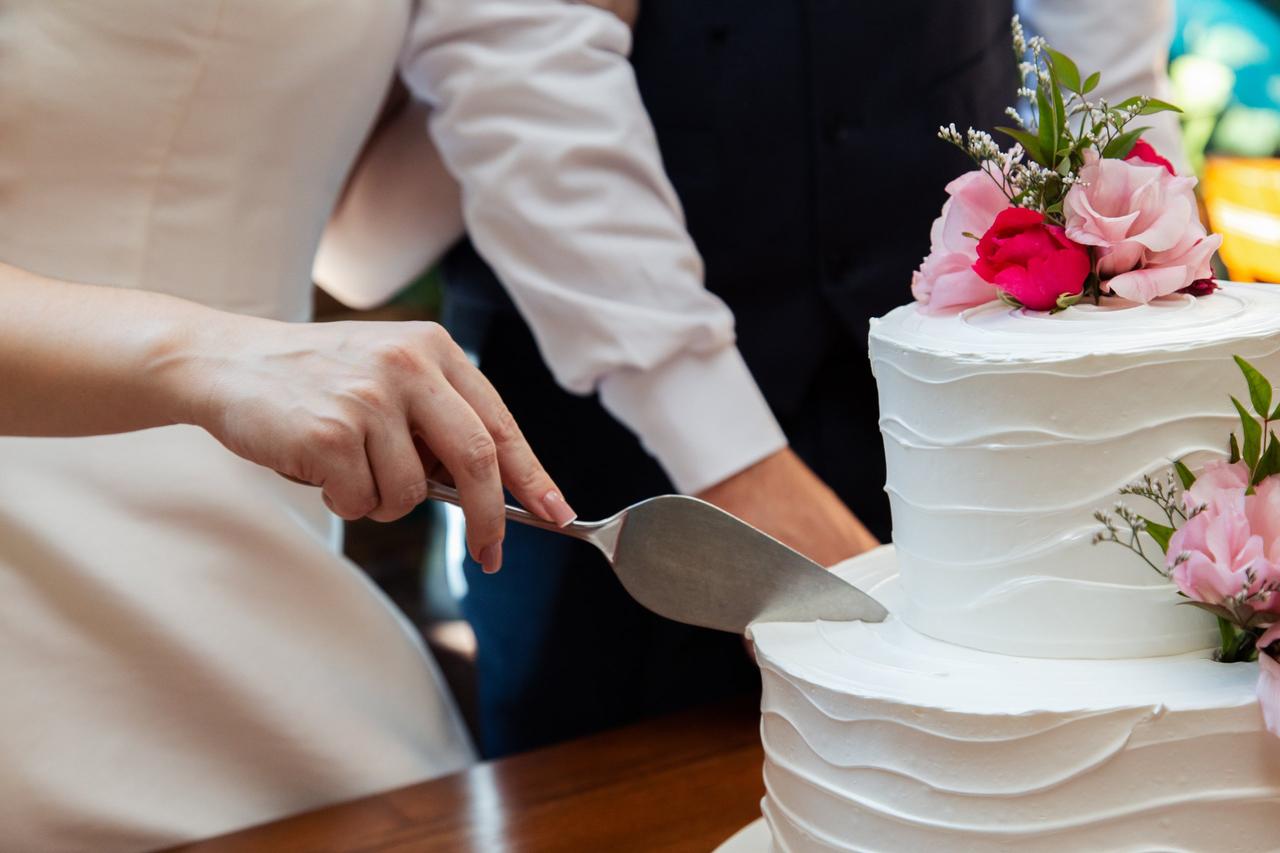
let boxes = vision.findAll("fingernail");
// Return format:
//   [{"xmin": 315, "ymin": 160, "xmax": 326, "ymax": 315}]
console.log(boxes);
[
  {"xmin": 480, "ymin": 541, "xmax": 503, "ymax": 574},
  {"xmin": 541, "ymin": 490, "xmax": 578, "ymax": 528}
]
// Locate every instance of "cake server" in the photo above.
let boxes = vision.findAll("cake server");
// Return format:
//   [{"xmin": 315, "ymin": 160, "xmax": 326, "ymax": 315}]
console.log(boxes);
[{"xmin": 426, "ymin": 481, "xmax": 888, "ymax": 633}]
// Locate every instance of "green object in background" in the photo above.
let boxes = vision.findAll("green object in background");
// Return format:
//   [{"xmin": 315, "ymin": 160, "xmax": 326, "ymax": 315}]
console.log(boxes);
[
  {"xmin": 1216, "ymin": 105, "xmax": 1280, "ymax": 156},
  {"xmin": 391, "ymin": 266, "xmax": 444, "ymax": 317},
  {"xmin": 1172, "ymin": 0, "xmax": 1280, "ymax": 170}
]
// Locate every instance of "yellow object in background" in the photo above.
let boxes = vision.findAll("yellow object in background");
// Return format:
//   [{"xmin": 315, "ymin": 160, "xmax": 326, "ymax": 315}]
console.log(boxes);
[{"xmin": 1202, "ymin": 157, "xmax": 1280, "ymax": 282}]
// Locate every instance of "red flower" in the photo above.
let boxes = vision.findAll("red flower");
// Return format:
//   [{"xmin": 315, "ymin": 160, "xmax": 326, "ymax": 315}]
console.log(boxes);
[
  {"xmin": 1180, "ymin": 278, "xmax": 1219, "ymax": 297},
  {"xmin": 972, "ymin": 208, "xmax": 1091, "ymax": 311},
  {"xmin": 1125, "ymin": 139, "xmax": 1176, "ymax": 175}
]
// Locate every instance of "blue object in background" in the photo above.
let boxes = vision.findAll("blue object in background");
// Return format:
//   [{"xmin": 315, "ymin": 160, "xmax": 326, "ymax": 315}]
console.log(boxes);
[{"xmin": 1172, "ymin": 0, "xmax": 1280, "ymax": 161}]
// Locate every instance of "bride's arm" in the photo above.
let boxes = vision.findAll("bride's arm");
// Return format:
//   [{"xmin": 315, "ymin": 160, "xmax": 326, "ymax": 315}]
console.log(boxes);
[
  {"xmin": 314, "ymin": 90, "xmax": 464, "ymax": 310},
  {"xmin": 0, "ymin": 261, "xmax": 574, "ymax": 571},
  {"xmin": 0, "ymin": 262, "xmax": 198, "ymax": 438}
]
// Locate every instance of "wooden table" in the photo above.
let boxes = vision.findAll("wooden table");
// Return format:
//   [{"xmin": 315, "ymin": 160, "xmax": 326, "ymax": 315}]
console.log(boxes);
[{"xmin": 167, "ymin": 696, "xmax": 764, "ymax": 852}]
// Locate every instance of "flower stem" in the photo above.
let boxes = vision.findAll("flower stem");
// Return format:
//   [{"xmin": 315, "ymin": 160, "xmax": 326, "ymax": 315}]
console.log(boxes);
[
  {"xmin": 1218, "ymin": 617, "xmax": 1237, "ymax": 658},
  {"xmin": 1215, "ymin": 618, "xmax": 1261, "ymax": 663}
]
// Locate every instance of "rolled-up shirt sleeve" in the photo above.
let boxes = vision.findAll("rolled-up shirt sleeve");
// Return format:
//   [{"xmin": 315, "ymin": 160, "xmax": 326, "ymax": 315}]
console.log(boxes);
[
  {"xmin": 1019, "ymin": 0, "xmax": 1187, "ymax": 173},
  {"xmin": 398, "ymin": 0, "xmax": 786, "ymax": 493}
]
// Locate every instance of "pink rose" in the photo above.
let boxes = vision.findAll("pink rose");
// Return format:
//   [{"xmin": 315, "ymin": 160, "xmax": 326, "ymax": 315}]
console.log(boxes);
[
  {"xmin": 971, "ymin": 208, "xmax": 1091, "ymax": 311},
  {"xmin": 1125, "ymin": 139, "xmax": 1176, "ymax": 175},
  {"xmin": 1184, "ymin": 459, "xmax": 1251, "ymax": 513},
  {"xmin": 911, "ymin": 169, "xmax": 1008, "ymax": 314},
  {"xmin": 1256, "ymin": 622, "xmax": 1280, "ymax": 736},
  {"xmin": 1169, "ymin": 487, "xmax": 1279, "ymax": 609},
  {"xmin": 1247, "ymin": 475, "xmax": 1280, "ymax": 567},
  {"xmin": 1064, "ymin": 150, "xmax": 1222, "ymax": 303}
]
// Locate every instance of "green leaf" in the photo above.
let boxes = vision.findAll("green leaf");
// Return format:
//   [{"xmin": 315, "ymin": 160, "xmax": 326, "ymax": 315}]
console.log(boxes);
[
  {"xmin": 1140, "ymin": 98, "xmax": 1183, "ymax": 115},
  {"xmin": 1050, "ymin": 291, "xmax": 1082, "ymax": 314},
  {"xmin": 1231, "ymin": 395, "xmax": 1263, "ymax": 469},
  {"xmin": 1037, "ymin": 84, "xmax": 1059, "ymax": 160},
  {"xmin": 1181, "ymin": 600, "xmax": 1238, "ymax": 624},
  {"xmin": 996, "ymin": 126, "xmax": 1045, "ymax": 165},
  {"xmin": 1045, "ymin": 48, "xmax": 1081, "ymax": 93},
  {"xmin": 1230, "ymin": 432, "xmax": 1242, "ymax": 464},
  {"xmin": 1112, "ymin": 96, "xmax": 1144, "ymax": 111},
  {"xmin": 1234, "ymin": 355, "xmax": 1273, "ymax": 417},
  {"xmin": 1255, "ymin": 431, "xmax": 1280, "ymax": 486},
  {"xmin": 1173, "ymin": 459, "xmax": 1197, "ymax": 490},
  {"xmin": 1271, "ymin": 399, "xmax": 1280, "ymax": 421},
  {"xmin": 997, "ymin": 290, "xmax": 1025, "ymax": 310},
  {"xmin": 1142, "ymin": 518, "xmax": 1176, "ymax": 553},
  {"xmin": 1082, "ymin": 71, "xmax": 1101, "ymax": 94},
  {"xmin": 1051, "ymin": 75, "xmax": 1068, "ymax": 155},
  {"xmin": 1101, "ymin": 127, "xmax": 1150, "ymax": 159}
]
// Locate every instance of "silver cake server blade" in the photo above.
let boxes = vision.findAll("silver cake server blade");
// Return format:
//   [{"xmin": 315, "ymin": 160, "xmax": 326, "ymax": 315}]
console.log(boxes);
[{"xmin": 426, "ymin": 481, "xmax": 888, "ymax": 633}]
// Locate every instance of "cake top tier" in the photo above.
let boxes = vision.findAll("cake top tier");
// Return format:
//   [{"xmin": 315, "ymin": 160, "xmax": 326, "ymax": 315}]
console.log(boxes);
[
  {"xmin": 872, "ymin": 283, "xmax": 1280, "ymax": 363},
  {"xmin": 867, "ymin": 281, "xmax": 1280, "ymax": 658}
]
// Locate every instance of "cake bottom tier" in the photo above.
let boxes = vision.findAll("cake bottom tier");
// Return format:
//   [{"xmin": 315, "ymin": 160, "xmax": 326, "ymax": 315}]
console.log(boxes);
[{"xmin": 751, "ymin": 546, "xmax": 1280, "ymax": 852}]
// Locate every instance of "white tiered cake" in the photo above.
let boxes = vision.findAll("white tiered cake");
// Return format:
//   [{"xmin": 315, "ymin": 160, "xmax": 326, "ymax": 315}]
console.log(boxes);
[{"xmin": 750, "ymin": 283, "xmax": 1280, "ymax": 851}]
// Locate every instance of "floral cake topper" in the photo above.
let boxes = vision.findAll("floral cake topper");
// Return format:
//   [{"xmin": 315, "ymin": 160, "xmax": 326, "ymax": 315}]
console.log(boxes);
[{"xmin": 913, "ymin": 16, "xmax": 1221, "ymax": 313}]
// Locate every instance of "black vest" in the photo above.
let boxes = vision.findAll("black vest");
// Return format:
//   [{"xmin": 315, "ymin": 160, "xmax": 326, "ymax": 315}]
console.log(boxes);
[{"xmin": 444, "ymin": 0, "xmax": 1015, "ymax": 417}]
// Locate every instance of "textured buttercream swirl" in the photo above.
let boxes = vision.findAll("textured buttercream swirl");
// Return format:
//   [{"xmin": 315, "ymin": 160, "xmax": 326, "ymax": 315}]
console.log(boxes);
[
  {"xmin": 753, "ymin": 548, "xmax": 1280, "ymax": 852},
  {"xmin": 868, "ymin": 283, "xmax": 1280, "ymax": 658}
]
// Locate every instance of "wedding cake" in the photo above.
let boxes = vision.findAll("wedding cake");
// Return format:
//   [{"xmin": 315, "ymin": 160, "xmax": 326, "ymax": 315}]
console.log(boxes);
[
  {"xmin": 733, "ymin": 18, "xmax": 1280, "ymax": 850},
  {"xmin": 750, "ymin": 284, "xmax": 1280, "ymax": 852}
]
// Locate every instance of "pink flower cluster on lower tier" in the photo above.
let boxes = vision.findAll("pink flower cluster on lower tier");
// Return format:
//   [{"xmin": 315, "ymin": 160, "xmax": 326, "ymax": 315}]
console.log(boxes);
[
  {"xmin": 912, "ymin": 140, "xmax": 1219, "ymax": 314},
  {"xmin": 1167, "ymin": 460, "xmax": 1280, "ymax": 733},
  {"xmin": 1170, "ymin": 461, "xmax": 1280, "ymax": 608}
]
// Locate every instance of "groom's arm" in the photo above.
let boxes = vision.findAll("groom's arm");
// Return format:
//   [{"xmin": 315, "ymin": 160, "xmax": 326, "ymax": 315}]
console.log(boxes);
[
  {"xmin": 397, "ymin": 0, "xmax": 784, "ymax": 498},
  {"xmin": 397, "ymin": 0, "xmax": 877, "ymax": 565}
]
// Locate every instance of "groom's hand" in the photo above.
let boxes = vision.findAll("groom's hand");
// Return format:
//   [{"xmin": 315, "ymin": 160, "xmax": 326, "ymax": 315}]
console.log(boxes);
[{"xmin": 696, "ymin": 447, "xmax": 879, "ymax": 568}]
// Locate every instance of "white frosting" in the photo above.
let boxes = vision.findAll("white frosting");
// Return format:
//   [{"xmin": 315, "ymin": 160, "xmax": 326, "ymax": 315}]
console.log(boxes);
[
  {"xmin": 753, "ymin": 547, "xmax": 1280, "ymax": 853},
  {"xmin": 868, "ymin": 283, "xmax": 1280, "ymax": 657}
]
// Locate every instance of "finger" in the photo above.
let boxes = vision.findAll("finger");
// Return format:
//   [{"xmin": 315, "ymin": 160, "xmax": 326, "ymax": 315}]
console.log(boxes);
[
  {"xmin": 412, "ymin": 435, "xmax": 447, "ymax": 483},
  {"xmin": 365, "ymin": 421, "xmax": 428, "ymax": 523},
  {"xmin": 409, "ymin": 379, "xmax": 507, "ymax": 573},
  {"xmin": 440, "ymin": 354, "xmax": 576, "ymax": 528},
  {"xmin": 309, "ymin": 422, "xmax": 379, "ymax": 520}
]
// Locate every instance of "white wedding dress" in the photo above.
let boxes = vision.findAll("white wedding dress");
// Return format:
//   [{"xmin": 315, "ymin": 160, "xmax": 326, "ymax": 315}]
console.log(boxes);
[{"xmin": 0, "ymin": 2, "xmax": 473, "ymax": 850}]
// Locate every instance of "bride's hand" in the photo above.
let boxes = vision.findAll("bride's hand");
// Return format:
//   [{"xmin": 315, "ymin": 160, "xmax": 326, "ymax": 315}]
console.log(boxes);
[{"xmin": 169, "ymin": 317, "xmax": 576, "ymax": 573}]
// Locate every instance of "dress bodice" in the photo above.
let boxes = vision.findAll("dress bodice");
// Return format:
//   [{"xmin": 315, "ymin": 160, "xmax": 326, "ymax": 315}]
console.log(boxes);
[
  {"xmin": 0, "ymin": 0, "xmax": 408, "ymax": 320},
  {"xmin": 0, "ymin": 5, "xmax": 476, "ymax": 848}
]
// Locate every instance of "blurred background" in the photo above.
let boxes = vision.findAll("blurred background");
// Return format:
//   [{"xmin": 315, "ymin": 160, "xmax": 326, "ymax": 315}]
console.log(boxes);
[
  {"xmin": 1173, "ymin": 0, "xmax": 1280, "ymax": 281},
  {"xmin": 318, "ymin": 0, "xmax": 1280, "ymax": 744}
]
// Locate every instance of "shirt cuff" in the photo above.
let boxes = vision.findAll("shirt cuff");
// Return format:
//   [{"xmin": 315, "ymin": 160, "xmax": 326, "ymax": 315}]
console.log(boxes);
[{"xmin": 597, "ymin": 345, "xmax": 788, "ymax": 494}]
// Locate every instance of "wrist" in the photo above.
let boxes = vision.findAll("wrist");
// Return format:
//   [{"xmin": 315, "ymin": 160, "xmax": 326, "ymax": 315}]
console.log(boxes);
[
  {"xmin": 695, "ymin": 446, "xmax": 791, "ymax": 501},
  {"xmin": 139, "ymin": 299, "xmax": 244, "ymax": 431}
]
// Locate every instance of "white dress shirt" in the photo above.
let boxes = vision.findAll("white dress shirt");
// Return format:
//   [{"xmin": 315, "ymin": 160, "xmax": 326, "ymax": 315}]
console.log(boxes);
[{"xmin": 318, "ymin": 0, "xmax": 1184, "ymax": 495}]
